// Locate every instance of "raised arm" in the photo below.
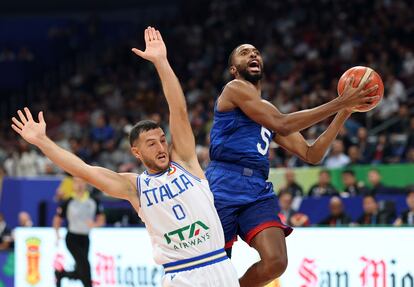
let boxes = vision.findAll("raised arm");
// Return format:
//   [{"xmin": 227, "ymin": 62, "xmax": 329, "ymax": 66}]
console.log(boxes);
[
  {"xmin": 11, "ymin": 108, "xmax": 138, "ymax": 205},
  {"xmin": 132, "ymin": 27, "xmax": 204, "ymax": 178},
  {"xmin": 274, "ymin": 110, "xmax": 352, "ymax": 164},
  {"xmin": 221, "ymin": 76, "xmax": 378, "ymax": 136}
]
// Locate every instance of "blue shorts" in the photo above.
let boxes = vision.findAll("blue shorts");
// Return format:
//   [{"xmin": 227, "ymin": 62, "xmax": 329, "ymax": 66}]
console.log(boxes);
[{"xmin": 206, "ymin": 161, "xmax": 293, "ymax": 248}]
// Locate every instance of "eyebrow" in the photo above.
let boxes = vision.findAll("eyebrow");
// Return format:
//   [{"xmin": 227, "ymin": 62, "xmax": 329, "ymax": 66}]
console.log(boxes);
[
  {"xmin": 145, "ymin": 134, "xmax": 166, "ymax": 143},
  {"xmin": 238, "ymin": 47, "xmax": 259, "ymax": 54}
]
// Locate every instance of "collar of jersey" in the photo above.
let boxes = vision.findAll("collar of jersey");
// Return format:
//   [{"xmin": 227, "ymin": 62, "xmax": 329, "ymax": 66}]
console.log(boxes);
[{"xmin": 144, "ymin": 166, "xmax": 170, "ymax": 177}]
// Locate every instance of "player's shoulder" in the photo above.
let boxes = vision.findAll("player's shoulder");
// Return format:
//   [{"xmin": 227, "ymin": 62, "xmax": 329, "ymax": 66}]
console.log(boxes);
[
  {"xmin": 225, "ymin": 79, "xmax": 256, "ymax": 92},
  {"xmin": 119, "ymin": 172, "xmax": 139, "ymax": 184}
]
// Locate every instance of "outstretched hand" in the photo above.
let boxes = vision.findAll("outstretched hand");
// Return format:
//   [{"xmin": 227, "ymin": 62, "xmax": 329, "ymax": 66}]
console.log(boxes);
[
  {"xmin": 131, "ymin": 26, "xmax": 167, "ymax": 64},
  {"xmin": 11, "ymin": 107, "xmax": 47, "ymax": 146}
]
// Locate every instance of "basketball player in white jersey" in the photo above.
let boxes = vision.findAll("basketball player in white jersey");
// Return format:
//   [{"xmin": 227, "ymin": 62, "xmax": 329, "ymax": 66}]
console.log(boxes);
[{"xmin": 11, "ymin": 27, "xmax": 239, "ymax": 287}]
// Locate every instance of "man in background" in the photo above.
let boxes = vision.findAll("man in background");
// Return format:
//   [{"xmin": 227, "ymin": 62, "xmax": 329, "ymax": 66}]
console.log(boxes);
[
  {"xmin": 0, "ymin": 213, "xmax": 12, "ymax": 250},
  {"xmin": 394, "ymin": 187, "xmax": 414, "ymax": 226},
  {"xmin": 357, "ymin": 195, "xmax": 393, "ymax": 225},
  {"xmin": 308, "ymin": 170, "xmax": 339, "ymax": 197},
  {"xmin": 53, "ymin": 177, "xmax": 105, "ymax": 287},
  {"xmin": 319, "ymin": 197, "xmax": 352, "ymax": 226}
]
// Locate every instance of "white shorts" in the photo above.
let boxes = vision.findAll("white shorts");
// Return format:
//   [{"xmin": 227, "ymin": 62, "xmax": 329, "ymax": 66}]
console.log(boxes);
[{"xmin": 162, "ymin": 259, "xmax": 240, "ymax": 287}]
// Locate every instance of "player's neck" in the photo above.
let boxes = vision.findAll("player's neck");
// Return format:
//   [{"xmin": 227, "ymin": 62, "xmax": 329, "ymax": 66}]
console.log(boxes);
[
  {"xmin": 146, "ymin": 165, "xmax": 170, "ymax": 175},
  {"xmin": 239, "ymin": 77, "xmax": 261, "ymax": 90}
]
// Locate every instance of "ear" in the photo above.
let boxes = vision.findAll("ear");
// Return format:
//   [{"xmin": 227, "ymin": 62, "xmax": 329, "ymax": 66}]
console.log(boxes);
[
  {"xmin": 130, "ymin": 146, "xmax": 142, "ymax": 161},
  {"xmin": 229, "ymin": 65, "xmax": 237, "ymax": 77}
]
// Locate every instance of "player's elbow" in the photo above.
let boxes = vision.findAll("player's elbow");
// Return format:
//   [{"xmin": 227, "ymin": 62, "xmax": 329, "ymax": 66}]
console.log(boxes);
[
  {"xmin": 307, "ymin": 157, "xmax": 322, "ymax": 165},
  {"xmin": 272, "ymin": 122, "xmax": 291, "ymax": 137},
  {"xmin": 272, "ymin": 116, "xmax": 295, "ymax": 136},
  {"xmin": 305, "ymin": 150, "xmax": 323, "ymax": 165}
]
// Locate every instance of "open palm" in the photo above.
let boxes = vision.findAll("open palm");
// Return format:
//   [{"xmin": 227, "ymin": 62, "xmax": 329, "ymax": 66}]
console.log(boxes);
[
  {"xmin": 131, "ymin": 26, "xmax": 167, "ymax": 63},
  {"xmin": 11, "ymin": 107, "xmax": 46, "ymax": 146}
]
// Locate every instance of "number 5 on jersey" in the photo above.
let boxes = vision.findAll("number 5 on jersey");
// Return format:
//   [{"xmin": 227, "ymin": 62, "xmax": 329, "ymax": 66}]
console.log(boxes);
[{"xmin": 257, "ymin": 127, "xmax": 272, "ymax": 155}]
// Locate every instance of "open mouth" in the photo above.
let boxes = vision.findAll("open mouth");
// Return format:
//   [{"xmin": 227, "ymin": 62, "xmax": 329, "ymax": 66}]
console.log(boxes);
[
  {"xmin": 248, "ymin": 60, "xmax": 261, "ymax": 72},
  {"xmin": 157, "ymin": 154, "xmax": 167, "ymax": 161}
]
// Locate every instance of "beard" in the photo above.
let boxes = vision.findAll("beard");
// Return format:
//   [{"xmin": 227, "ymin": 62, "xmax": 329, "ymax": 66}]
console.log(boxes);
[
  {"xmin": 237, "ymin": 64, "xmax": 263, "ymax": 84},
  {"xmin": 140, "ymin": 155, "xmax": 169, "ymax": 173}
]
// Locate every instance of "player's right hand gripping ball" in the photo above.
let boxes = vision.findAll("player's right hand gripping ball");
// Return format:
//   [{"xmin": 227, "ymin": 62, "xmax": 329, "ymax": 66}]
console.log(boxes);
[{"xmin": 337, "ymin": 66, "xmax": 384, "ymax": 112}]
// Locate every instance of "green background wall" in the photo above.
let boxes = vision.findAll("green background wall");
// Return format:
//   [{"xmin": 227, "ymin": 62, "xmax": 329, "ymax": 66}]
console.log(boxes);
[{"xmin": 269, "ymin": 163, "xmax": 414, "ymax": 194}]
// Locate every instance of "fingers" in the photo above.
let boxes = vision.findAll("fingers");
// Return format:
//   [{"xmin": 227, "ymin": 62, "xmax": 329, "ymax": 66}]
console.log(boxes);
[
  {"xmin": 144, "ymin": 28, "xmax": 150, "ymax": 43},
  {"xmin": 131, "ymin": 48, "xmax": 145, "ymax": 58},
  {"xmin": 38, "ymin": 111, "xmax": 45, "ymax": 124},
  {"xmin": 363, "ymin": 95, "xmax": 381, "ymax": 104},
  {"xmin": 150, "ymin": 27, "xmax": 157, "ymax": 40},
  {"xmin": 156, "ymin": 30, "xmax": 162, "ymax": 41},
  {"xmin": 360, "ymin": 84, "xmax": 379, "ymax": 96},
  {"xmin": 145, "ymin": 26, "xmax": 160, "ymax": 42},
  {"xmin": 17, "ymin": 109, "xmax": 27, "ymax": 124},
  {"xmin": 24, "ymin": 107, "xmax": 33, "ymax": 121},
  {"xmin": 343, "ymin": 76, "xmax": 354, "ymax": 93},
  {"xmin": 12, "ymin": 117, "xmax": 24, "ymax": 129},
  {"xmin": 11, "ymin": 124, "xmax": 22, "ymax": 135}
]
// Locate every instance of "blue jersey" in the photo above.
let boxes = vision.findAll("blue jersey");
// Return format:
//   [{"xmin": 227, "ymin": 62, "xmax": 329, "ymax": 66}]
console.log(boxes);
[{"xmin": 209, "ymin": 103, "xmax": 274, "ymax": 179}]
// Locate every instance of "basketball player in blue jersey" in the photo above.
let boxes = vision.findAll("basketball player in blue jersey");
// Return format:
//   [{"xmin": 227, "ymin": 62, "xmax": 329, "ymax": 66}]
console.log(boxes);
[
  {"xmin": 206, "ymin": 44, "xmax": 379, "ymax": 287},
  {"xmin": 11, "ymin": 27, "xmax": 239, "ymax": 287}
]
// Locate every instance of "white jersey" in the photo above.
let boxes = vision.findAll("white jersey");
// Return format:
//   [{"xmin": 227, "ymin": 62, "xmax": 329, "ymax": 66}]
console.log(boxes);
[{"xmin": 137, "ymin": 161, "xmax": 225, "ymax": 265}]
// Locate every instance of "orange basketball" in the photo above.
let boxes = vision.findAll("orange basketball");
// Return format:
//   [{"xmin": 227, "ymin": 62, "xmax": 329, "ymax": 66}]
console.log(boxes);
[{"xmin": 337, "ymin": 66, "xmax": 384, "ymax": 112}]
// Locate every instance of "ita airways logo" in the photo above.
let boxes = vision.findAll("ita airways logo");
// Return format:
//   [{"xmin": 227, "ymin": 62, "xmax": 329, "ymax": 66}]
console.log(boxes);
[
  {"xmin": 164, "ymin": 221, "xmax": 210, "ymax": 250},
  {"xmin": 299, "ymin": 258, "xmax": 318, "ymax": 287},
  {"xmin": 25, "ymin": 237, "xmax": 41, "ymax": 285},
  {"xmin": 360, "ymin": 257, "xmax": 387, "ymax": 287},
  {"xmin": 168, "ymin": 165, "xmax": 177, "ymax": 176}
]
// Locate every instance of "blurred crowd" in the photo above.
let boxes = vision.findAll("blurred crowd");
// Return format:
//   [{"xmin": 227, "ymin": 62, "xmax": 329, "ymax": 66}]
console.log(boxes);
[
  {"xmin": 278, "ymin": 169, "xmax": 414, "ymax": 227},
  {"xmin": 0, "ymin": 0, "xmax": 414, "ymax": 176}
]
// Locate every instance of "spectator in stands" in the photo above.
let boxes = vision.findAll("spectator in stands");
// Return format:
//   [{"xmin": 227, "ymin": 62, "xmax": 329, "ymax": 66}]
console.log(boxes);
[
  {"xmin": 18, "ymin": 211, "xmax": 33, "ymax": 227},
  {"xmin": 390, "ymin": 103, "xmax": 410, "ymax": 134},
  {"xmin": 324, "ymin": 139, "xmax": 350, "ymax": 168},
  {"xmin": 394, "ymin": 187, "xmax": 414, "ymax": 226},
  {"xmin": 346, "ymin": 145, "xmax": 365, "ymax": 166},
  {"xmin": 403, "ymin": 117, "xmax": 414, "ymax": 158},
  {"xmin": 0, "ymin": 47, "xmax": 16, "ymax": 62},
  {"xmin": 3, "ymin": 140, "xmax": 45, "ymax": 176},
  {"xmin": 405, "ymin": 147, "xmax": 414, "ymax": 163},
  {"xmin": 0, "ymin": 213, "xmax": 12, "ymax": 250},
  {"xmin": 367, "ymin": 169, "xmax": 395, "ymax": 195},
  {"xmin": 280, "ymin": 169, "xmax": 304, "ymax": 198},
  {"xmin": 308, "ymin": 170, "xmax": 339, "ymax": 197},
  {"xmin": 357, "ymin": 195, "xmax": 393, "ymax": 225},
  {"xmin": 354, "ymin": 127, "xmax": 374, "ymax": 163},
  {"xmin": 17, "ymin": 46, "xmax": 35, "ymax": 62},
  {"xmin": 278, "ymin": 191, "xmax": 310, "ymax": 227},
  {"xmin": 341, "ymin": 169, "xmax": 368, "ymax": 197},
  {"xmin": 371, "ymin": 134, "xmax": 392, "ymax": 164},
  {"xmin": 90, "ymin": 114, "xmax": 114, "ymax": 143},
  {"xmin": 319, "ymin": 197, "xmax": 352, "ymax": 226}
]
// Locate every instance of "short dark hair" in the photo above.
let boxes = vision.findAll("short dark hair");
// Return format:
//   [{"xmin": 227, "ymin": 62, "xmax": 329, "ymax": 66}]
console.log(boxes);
[
  {"xmin": 278, "ymin": 190, "xmax": 293, "ymax": 199},
  {"xmin": 319, "ymin": 169, "xmax": 330, "ymax": 176},
  {"xmin": 228, "ymin": 44, "xmax": 243, "ymax": 68},
  {"xmin": 363, "ymin": 194, "xmax": 376, "ymax": 201},
  {"xmin": 129, "ymin": 120, "xmax": 161, "ymax": 146},
  {"xmin": 406, "ymin": 185, "xmax": 414, "ymax": 196},
  {"xmin": 342, "ymin": 169, "xmax": 355, "ymax": 176}
]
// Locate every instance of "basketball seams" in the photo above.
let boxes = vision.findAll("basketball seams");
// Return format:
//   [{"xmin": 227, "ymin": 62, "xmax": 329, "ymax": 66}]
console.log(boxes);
[{"xmin": 358, "ymin": 67, "xmax": 373, "ymax": 89}]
